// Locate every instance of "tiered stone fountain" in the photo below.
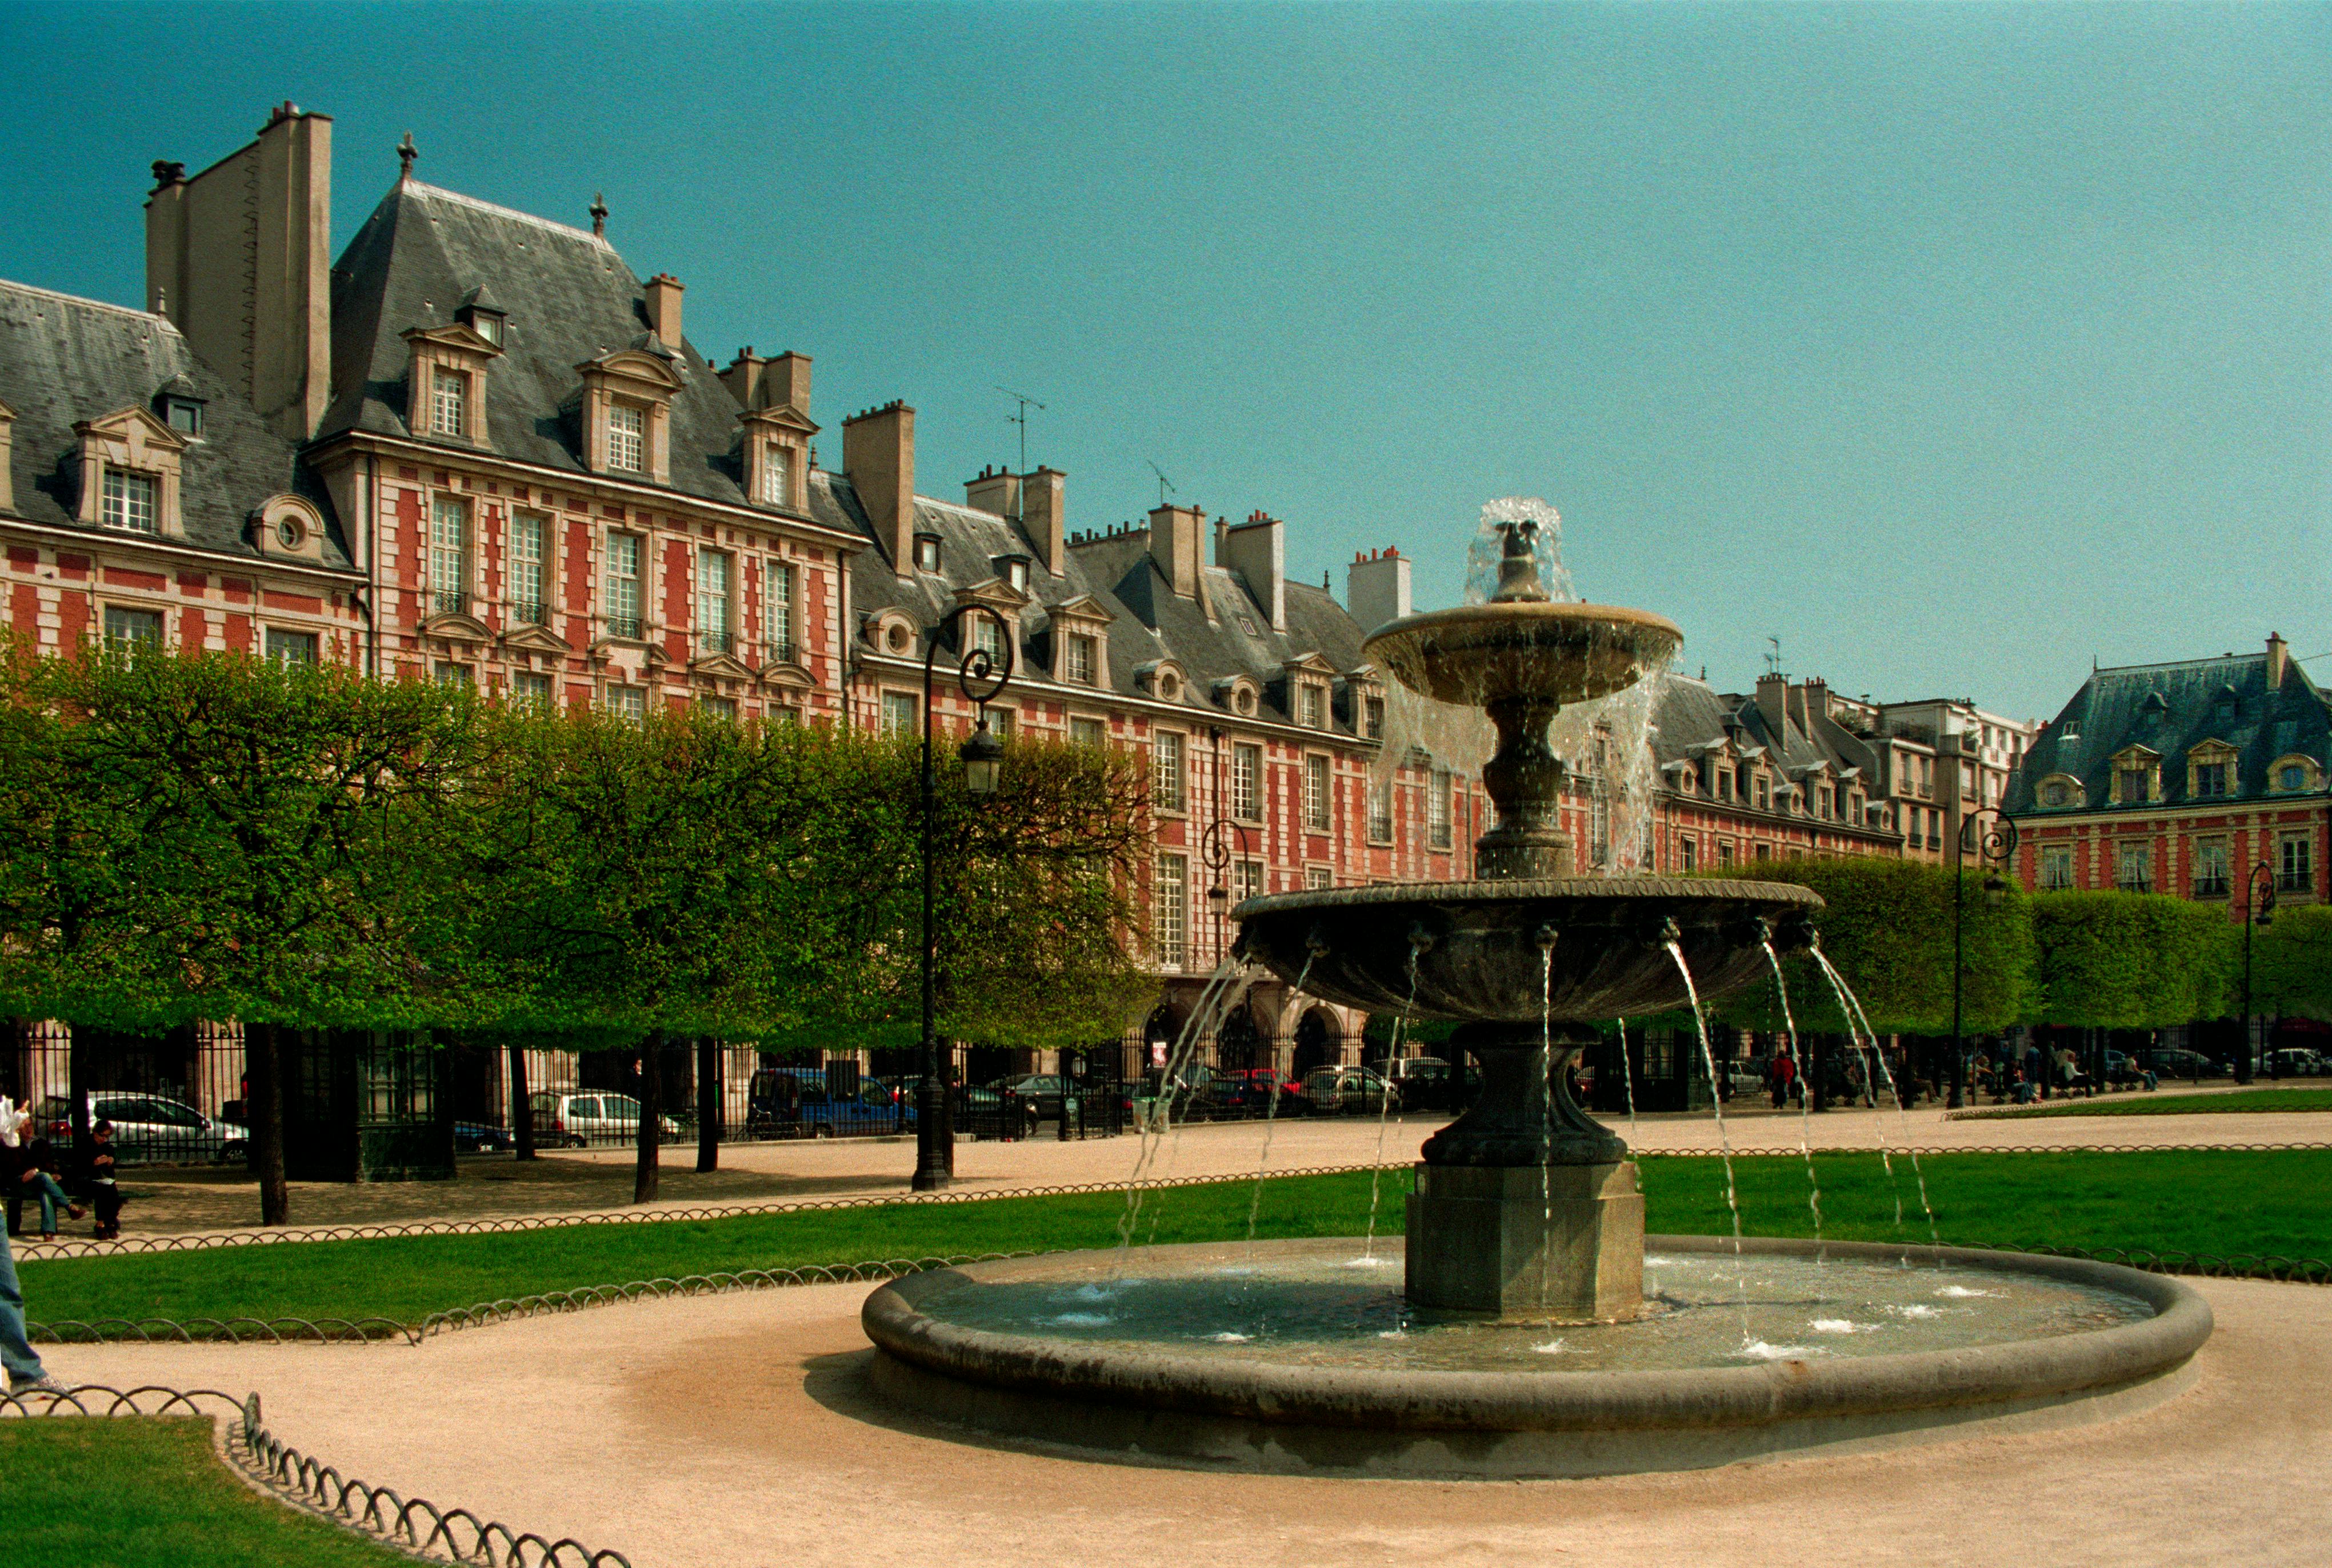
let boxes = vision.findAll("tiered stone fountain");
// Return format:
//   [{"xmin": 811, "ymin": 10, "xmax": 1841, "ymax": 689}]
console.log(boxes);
[{"xmin": 861, "ymin": 522, "xmax": 2211, "ymax": 1477}]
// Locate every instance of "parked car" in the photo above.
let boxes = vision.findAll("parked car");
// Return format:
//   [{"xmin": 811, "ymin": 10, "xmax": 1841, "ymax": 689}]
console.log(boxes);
[
  {"xmin": 2265, "ymin": 1048, "xmax": 2326, "ymax": 1077},
  {"xmin": 454, "ymin": 1120, "xmax": 517, "ymax": 1153},
  {"xmin": 993, "ymin": 1073, "xmax": 1075, "ymax": 1122},
  {"xmin": 527, "ymin": 1091, "xmax": 681, "ymax": 1147},
  {"xmin": 38, "ymin": 1092, "xmax": 246, "ymax": 1165},
  {"xmin": 2102, "ymin": 1050, "xmax": 2143, "ymax": 1086},
  {"xmin": 2144, "ymin": 1048, "xmax": 2224, "ymax": 1079},
  {"xmin": 1378, "ymin": 1057, "xmax": 1452, "ymax": 1109},
  {"xmin": 1299, "ymin": 1066, "xmax": 1399, "ymax": 1115},
  {"xmin": 1222, "ymin": 1068, "xmax": 1308, "ymax": 1115},
  {"xmin": 957, "ymin": 1082, "xmax": 1043, "ymax": 1139},
  {"xmin": 747, "ymin": 1068, "xmax": 912, "ymax": 1138}
]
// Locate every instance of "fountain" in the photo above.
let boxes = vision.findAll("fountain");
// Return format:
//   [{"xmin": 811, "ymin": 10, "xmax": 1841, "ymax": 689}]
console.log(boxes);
[{"xmin": 861, "ymin": 518, "xmax": 2211, "ymax": 1477}]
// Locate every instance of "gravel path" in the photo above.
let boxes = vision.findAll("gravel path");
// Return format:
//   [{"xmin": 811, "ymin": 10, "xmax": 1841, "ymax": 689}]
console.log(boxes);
[{"xmin": 43, "ymin": 1273, "xmax": 2331, "ymax": 1567}]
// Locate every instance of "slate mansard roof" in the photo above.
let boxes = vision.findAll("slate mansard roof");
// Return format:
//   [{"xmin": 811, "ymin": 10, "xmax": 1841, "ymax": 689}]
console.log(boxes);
[
  {"xmin": 2006, "ymin": 652, "xmax": 2332, "ymax": 814},
  {"xmin": 322, "ymin": 181, "xmax": 763, "ymax": 508},
  {"xmin": 828, "ymin": 474, "xmax": 1375, "ymax": 733},
  {"xmin": 0, "ymin": 280, "xmax": 350, "ymax": 567},
  {"xmin": 1649, "ymin": 675, "xmax": 1881, "ymax": 801}
]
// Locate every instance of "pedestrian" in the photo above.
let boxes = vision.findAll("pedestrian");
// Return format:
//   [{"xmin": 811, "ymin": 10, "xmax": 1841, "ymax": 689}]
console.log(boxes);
[
  {"xmin": 2, "ymin": 1119, "xmax": 82, "ymax": 1242},
  {"xmin": 1771, "ymin": 1051, "xmax": 1797, "ymax": 1110},
  {"xmin": 87, "ymin": 1121, "xmax": 122, "ymax": 1242},
  {"xmin": 0, "ymin": 1101, "xmax": 69, "ymax": 1397}
]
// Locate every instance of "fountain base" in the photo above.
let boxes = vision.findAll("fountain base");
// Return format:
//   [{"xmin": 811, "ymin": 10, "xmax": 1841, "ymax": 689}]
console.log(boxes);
[{"xmin": 1406, "ymin": 1161, "xmax": 1646, "ymax": 1322}]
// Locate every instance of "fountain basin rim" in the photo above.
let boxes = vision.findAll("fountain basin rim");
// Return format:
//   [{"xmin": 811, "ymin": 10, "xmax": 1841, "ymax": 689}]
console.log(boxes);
[
  {"xmin": 1361, "ymin": 598, "xmax": 1686, "ymax": 650},
  {"xmin": 1231, "ymin": 875, "xmax": 1825, "ymax": 923},
  {"xmin": 862, "ymin": 1235, "xmax": 2207, "ymax": 1438}
]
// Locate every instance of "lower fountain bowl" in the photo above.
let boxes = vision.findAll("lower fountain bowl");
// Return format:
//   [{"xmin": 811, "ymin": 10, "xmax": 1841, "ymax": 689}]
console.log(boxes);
[{"xmin": 861, "ymin": 1236, "xmax": 2211, "ymax": 1479}]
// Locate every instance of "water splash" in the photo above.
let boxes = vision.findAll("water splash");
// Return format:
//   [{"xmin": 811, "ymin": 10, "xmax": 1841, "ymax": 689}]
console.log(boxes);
[
  {"xmin": 1463, "ymin": 497, "xmax": 1577, "ymax": 606},
  {"xmin": 1116, "ymin": 957, "xmax": 1257, "ymax": 1262},
  {"xmin": 1238, "ymin": 953, "xmax": 1317, "ymax": 1253},
  {"xmin": 1761, "ymin": 938, "xmax": 1825, "ymax": 1267},
  {"xmin": 1665, "ymin": 939, "xmax": 1752, "ymax": 1347},
  {"xmin": 1360, "ymin": 939, "xmax": 1428, "ymax": 1263},
  {"xmin": 1537, "ymin": 930, "xmax": 1557, "ymax": 1320},
  {"xmin": 1810, "ymin": 939, "xmax": 1943, "ymax": 1259},
  {"xmin": 1613, "ymin": 1014, "xmax": 1659, "ymax": 1294}
]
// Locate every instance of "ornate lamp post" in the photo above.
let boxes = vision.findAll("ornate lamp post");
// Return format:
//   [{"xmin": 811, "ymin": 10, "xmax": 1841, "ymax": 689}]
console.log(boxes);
[
  {"xmin": 2239, "ymin": 861, "xmax": 2275, "ymax": 1087},
  {"xmin": 1950, "ymin": 807, "xmax": 2018, "ymax": 1110},
  {"xmin": 912, "ymin": 604, "xmax": 1013, "ymax": 1193},
  {"xmin": 1200, "ymin": 728, "xmax": 1257, "ymax": 1093}
]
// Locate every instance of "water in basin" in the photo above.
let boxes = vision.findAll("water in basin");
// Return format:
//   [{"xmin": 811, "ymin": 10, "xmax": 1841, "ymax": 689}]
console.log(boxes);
[{"xmin": 907, "ymin": 1242, "xmax": 2154, "ymax": 1375}]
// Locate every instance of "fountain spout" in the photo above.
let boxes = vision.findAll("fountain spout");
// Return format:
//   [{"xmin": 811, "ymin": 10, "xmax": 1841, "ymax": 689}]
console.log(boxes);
[{"xmin": 1491, "ymin": 519, "xmax": 1552, "ymax": 604}]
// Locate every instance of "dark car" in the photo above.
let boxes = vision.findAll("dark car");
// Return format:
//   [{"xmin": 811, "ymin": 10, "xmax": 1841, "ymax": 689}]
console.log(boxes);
[
  {"xmin": 1222, "ymin": 1068, "xmax": 1307, "ymax": 1115},
  {"xmin": 749, "ymin": 1068, "xmax": 913, "ymax": 1138},
  {"xmin": 454, "ymin": 1120, "xmax": 515, "ymax": 1153},
  {"xmin": 993, "ymin": 1074, "xmax": 1074, "ymax": 1122},
  {"xmin": 2145, "ymin": 1047, "xmax": 2223, "ymax": 1079}
]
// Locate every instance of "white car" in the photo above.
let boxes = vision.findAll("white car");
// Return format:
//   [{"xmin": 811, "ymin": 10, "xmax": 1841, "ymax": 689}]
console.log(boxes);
[
  {"xmin": 528, "ymin": 1091, "xmax": 681, "ymax": 1147},
  {"xmin": 38, "ymin": 1092, "xmax": 247, "ymax": 1165}
]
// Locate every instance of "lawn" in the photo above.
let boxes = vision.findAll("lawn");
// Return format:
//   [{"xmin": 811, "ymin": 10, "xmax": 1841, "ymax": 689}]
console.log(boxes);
[
  {"xmin": 19, "ymin": 1150, "xmax": 2332, "ymax": 1330},
  {"xmin": 0, "ymin": 1419, "xmax": 413, "ymax": 1567},
  {"xmin": 1956, "ymin": 1087, "xmax": 2332, "ymax": 1119}
]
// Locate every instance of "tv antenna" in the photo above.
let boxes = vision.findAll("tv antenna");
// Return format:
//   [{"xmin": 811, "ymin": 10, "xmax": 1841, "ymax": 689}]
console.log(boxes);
[
  {"xmin": 995, "ymin": 386, "xmax": 1046, "ymax": 482},
  {"xmin": 1765, "ymin": 634, "xmax": 1782, "ymax": 676},
  {"xmin": 1147, "ymin": 461, "xmax": 1177, "ymax": 506}
]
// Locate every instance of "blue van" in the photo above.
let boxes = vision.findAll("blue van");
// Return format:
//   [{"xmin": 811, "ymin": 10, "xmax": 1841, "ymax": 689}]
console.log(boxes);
[{"xmin": 746, "ymin": 1067, "xmax": 913, "ymax": 1139}]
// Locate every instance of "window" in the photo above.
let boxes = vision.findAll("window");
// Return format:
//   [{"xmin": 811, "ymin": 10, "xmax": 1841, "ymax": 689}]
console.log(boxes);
[
  {"xmin": 1717, "ymin": 770, "xmax": 1733, "ymax": 803},
  {"xmin": 2117, "ymin": 766, "xmax": 2150, "ymax": 806},
  {"xmin": 1151, "ymin": 730, "xmax": 1186, "ymax": 811},
  {"xmin": 435, "ymin": 662, "xmax": 474, "ymax": 688},
  {"xmin": 606, "ymin": 683, "xmax": 646, "ymax": 721},
  {"xmin": 607, "ymin": 403, "xmax": 645, "ymax": 471},
  {"xmin": 1719, "ymin": 840, "xmax": 1734, "ymax": 869},
  {"xmin": 2041, "ymin": 845, "xmax": 2074, "ymax": 890},
  {"xmin": 1368, "ymin": 776, "xmax": 1393, "ymax": 842},
  {"xmin": 1679, "ymin": 836, "xmax": 1697, "ymax": 873},
  {"xmin": 1231, "ymin": 743, "xmax": 1262, "ymax": 820},
  {"xmin": 882, "ymin": 691, "xmax": 918, "ymax": 736},
  {"xmin": 1006, "ymin": 559, "xmax": 1029, "ymax": 592},
  {"xmin": 2194, "ymin": 761, "xmax": 2229, "ymax": 799},
  {"xmin": 265, "ymin": 628, "xmax": 318, "ymax": 665},
  {"xmin": 2115, "ymin": 843, "xmax": 2152, "ymax": 893},
  {"xmin": 1071, "ymin": 715, "xmax": 1107, "ymax": 749},
  {"xmin": 1959, "ymin": 761, "xmax": 1976, "ymax": 799},
  {"xmin": 700, "ymin": 695, "xmax": 737, "ymax": 721},
  {"xmin": 512, "ymin": 671, "xmax": 553, "ymax": 710},
  {"xmin": 2193, "ymin": 839, "xmax": 2230, "ymax": 898},
  {"xmin": 2281, "ymin": 835, "xmax": 2314, "ymax": 894},
  {"xmin": 2280, "ymin": 764, "xmax": 2308, "ymax": 792},
  {"xmin": 102, "ymin": 606, "xmax": 161, "ymax": 650},
  {"xmin": 1919, "ymin": 757, "xmax": 1934, "ymax": 799},
  {"xmin": 431, "ymin": 370, "xmax": 467, "ymax": 437},
  {"xmin": 1305, "ymin": 866, "xmax": 1333, "ymax": 891},
  {"xmin": 1065, "ymin": 634, "xmax": 1095, "ymax": 686},
  {"xmin": 762, "ymin": 443, "xmax": 791, "ymax": 508},
  {"xmin": 2043, "ymin": 781, "xmax": 2069, "ymax": 807},
  {"xmin": 697, "ymin": 549, "xmax": 732, "ymax": 654},
  {"xmin": 2062, "ymin": 719, "xmax": 2081, "ymax": 741},
  {"xmin": 1305, "ymin": 754, "xmax": 1331, "ymax": 833},
  {"xmin": 429, "ymin": 495, "xmax": 469, "ymax": 617},
  {"xmin": 1755, "ymin": 778, "xmax": 1770, "ymax": 812},
  {"xmin": 1429, "ymin": 768, "xmax": 1453, "ymax": 849},
  {"xmin": 166, "ymin": 397, "xmax": 202, "ymax": 436},
  {"xmin": 1364, "ymin": 695, "xmax": 1386, "ymax": 741},
  {"xmin": 1301, "ymin": 683, "xmax": 1326, "ymax": 729},
  {"xmin": 971, "ymin": 614, "xmax": 1006, "ymax": 663},
  {"xmin": 605, "ymin": 533, "xmax": 642, "ymax": 639},
  {"xmin": 986, "ymin": 707, "xmax": 1014, "ymax": 738},
  {"xmin": 913, "ymin": 535, "xmax": 941, "ymax": 572},
  {"xmin": 510, "ymin": 514, "xmax": 547, "ymax": 626},
  {"xmin": 1233, "ymin": 859, "xmax": 1265, "ymax": 905},
  {"xmin": 765, "ymin": 559, "xmax": 795, "ymax": 658},
  {"xmin": 1754, "ymin": 842, "xmax": 1770, "ymax": 862},
  {"xmin": 1154, "ymin": 854, "xmax": 1187, "ymax": 969},
  {"xmin": 101, "ymin": 469, "xmax": 157, "ymax": 534}
]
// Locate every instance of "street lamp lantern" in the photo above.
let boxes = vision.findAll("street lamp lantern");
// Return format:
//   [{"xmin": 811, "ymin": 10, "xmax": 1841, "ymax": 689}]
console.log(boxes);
[
  {"xmin": 1983, "ymin": 871, "xmax": 2007, "ymax": 905},
  {"xmin": 2241, "ymin": 862, "xmax": 2275, "ymax": 1085},
  {"xmin": 960, "ymin": 718, "xmax": 1003, "ymax": 799},
  {"xmin": 1951, "ymin": 806, "xmax": 2019, "ymax": 1111}
]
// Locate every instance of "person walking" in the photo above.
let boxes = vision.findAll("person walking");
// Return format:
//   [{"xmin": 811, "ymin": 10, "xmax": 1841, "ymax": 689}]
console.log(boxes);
[
  {"xmin": 1771, "ymin": 1051, "xmax": 1797, "ymax": 1110},
  {"xmin": 0, "ymin": 1101, "xmax": 68, "ymax": 1396}
]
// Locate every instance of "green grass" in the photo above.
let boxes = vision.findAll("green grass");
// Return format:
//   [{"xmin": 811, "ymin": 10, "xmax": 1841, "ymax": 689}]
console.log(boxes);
[
  {"xmin": 20, "ymin": 1150, "xmax": 2332, "ymax": 1329},
  {"xmin": 0, "ymin": 1419, "xmax": 413, "ymax": 1567},
  {"xmin": 1957, "ymin": 1087, "xmax": 2332, "ymax": 1119}
]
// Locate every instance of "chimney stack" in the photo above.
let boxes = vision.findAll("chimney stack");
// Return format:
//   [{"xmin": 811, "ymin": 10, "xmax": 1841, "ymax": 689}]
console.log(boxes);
[
  {"xmin": 644, "ymin": 274, "xmax": 684, "ymax": 346},
  {"xmin": 718, "ymin": 347, "xmax": 764, "ymax": 408},
  {"xmin": 1345, "ymin": 546, "xmax": 1410, "ymax": 633},
  {"xmin": 1754, "ymin": 671, "xmax": 1791, "ymax": 738},
  {"xmin": 1022, "ymin": 466, "xmax": 1066, "ymax": 575},
  {"xmin": 963, "ymin": 465, "xmax": 1020, "ymax": 521},
  {"xmin": 768, "ymin": 350, "xmax": 810, "ymax": 416},
  {"xmin": 1222, "ymin": 511, "xmax": 1287, "ymax": 630},
  {"xmin": 2267, "ymin": 631, "xmax": 2290, "ymax": 690},
  {"xmin": 1149, "ymin": 502, "xmax": 1205, "ymax": 601},
  {"xmin": 843, "ymin": 402, "xmax": 917, "ymax": 578},
  {"xmin": 146, "ymin": 102, "xmax": 332, "ymax": 441}
]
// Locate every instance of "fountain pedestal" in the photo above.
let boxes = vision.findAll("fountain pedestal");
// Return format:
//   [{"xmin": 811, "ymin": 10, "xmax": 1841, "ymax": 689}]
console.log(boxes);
[{"xmin": 1406, "ymin": 1161, "xmax": 1646, "ymax": 1322}]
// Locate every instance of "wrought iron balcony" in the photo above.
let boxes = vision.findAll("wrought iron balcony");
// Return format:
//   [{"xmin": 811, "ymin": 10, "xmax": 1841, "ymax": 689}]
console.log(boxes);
[{"xmin": 606, "ymin": 614, "xmax": 643, "ymax": 641}]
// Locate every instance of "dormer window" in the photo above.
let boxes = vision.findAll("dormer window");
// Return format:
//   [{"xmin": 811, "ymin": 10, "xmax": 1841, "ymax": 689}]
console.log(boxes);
[
  {"xmin": 2044, "ymin": 782, "xmax": 2068, "ymax": 807},
  {"xmin": 2062, "ymin": 719, "xmax": 2081, "ymax": 740},
  {"xmin": 457, "ymin": 285, "xmax": 508, "ymax": 348},
  {"xmin": 432, "ymin": 370, "xmax": 469, "ymax": 438},
  {"xmin": 913, "ymin": 535, "xmax": 941, "ymax": 573},
  {"xmin": 102, "ymin": 469, "xmax": 158, "ymax": 533},
  {"xmin": 1301, "ymin": 683, "xmax": 1326, "ymax": 729},
  {"xmin": 762, "ymin": 443, "xmax": 790, "ymax": 506},
  {"xmin": 608, "ymin": 403, "xmax": 646, "ymax": 471},
  {"xmin": 75, "ymin": 406, "xmax": 187, "ymax": 538},
  {"xmin": 1065, "ymin": 634, "xmax": 1095, "ymax": 685},
  {"xmin": 161, "ymin": 393, "xmax": 202, "ymax": 437},
  {"xmin": 1007, "ymin": 559, "xmax": 1029, "ymax": 593},
  {"xmin": 1364, "ymin": 694, "xmax": 1386, "ymax": 740},
  {"xmin": 971, "ymin": 614, "xmax": 1006, "ymax": 662}
]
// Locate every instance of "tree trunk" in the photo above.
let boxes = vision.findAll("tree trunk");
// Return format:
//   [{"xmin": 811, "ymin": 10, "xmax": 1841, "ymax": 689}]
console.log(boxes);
[
  {"xmin": 249, "ymin": 1021, "xmax": 290, "ymax": 1226},
  {"xmin": 509, "ymin": 1038, "xmax": 535, "ymax": 1161},
  {"xmin": 633, "ymin": 1033, "xmax": 661, "ymax": 1205},
  {"xmin": 695, "ymin": 1035, "xmax": 720, "ymax": 1174}
]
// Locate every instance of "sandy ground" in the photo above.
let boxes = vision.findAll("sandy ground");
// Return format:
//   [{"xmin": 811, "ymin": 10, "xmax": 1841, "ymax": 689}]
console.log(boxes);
[
  {"xmin": 40, "ymin": 1273, "xmax": 2331, "ymax": 1567},
  {"xmin": 74, "ymin": 1091, "xmax": 2331, "ymax": 1244}
]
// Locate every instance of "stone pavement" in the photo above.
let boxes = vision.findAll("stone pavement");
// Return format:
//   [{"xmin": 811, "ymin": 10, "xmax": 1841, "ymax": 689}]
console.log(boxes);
[
  {"xmin": 78, "ymin": 1088, "xmax": 2330, "ymax": 1242},
  {"xmin": 43, "ymin": 1273, "xmax": 2332, "ymax": 1567}
]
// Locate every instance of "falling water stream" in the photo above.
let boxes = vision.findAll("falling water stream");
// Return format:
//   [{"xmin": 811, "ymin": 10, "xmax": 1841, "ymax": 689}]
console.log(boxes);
[
  {"xmin": 1761, "ymin": 939, "xmax": 1825, "ymax": 1266},
  {"xmin": 1115, "ymin": 957, "xmax": 1255, "ymax": 1260},
  {"xmin": 1359, "ymin": 939, "xmax": 1429, "ymax": 1266},
  {"xmin": 1611, "ymin": 1014, "xmax": 1659, "ymax": 1295},
  {"xmin": 1664, "ymin": 940, "xmax": 1752, "ymax": 1346},
  {"xmin": 1536, "ymin": 930, "xmax": 1558, "ymax": 1323},
  {"xmin": 1806, "ymin": 941, "xmax": 1943, "ymax": 1258}
]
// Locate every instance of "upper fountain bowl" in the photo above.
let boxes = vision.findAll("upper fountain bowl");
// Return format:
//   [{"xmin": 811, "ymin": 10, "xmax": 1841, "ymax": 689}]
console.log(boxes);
[{"xmin": 1364, "ymin": 601, "xmax": 1683, "ymax": 709}]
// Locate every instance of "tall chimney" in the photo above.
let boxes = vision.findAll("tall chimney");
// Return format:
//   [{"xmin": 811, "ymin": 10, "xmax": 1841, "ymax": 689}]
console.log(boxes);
[
  {"xmin": 963, "ymin": 465, "xmax": 1020, "ymax": 520},
  {"xmin": 1222, "ymin": 511, "xmax": 1286, "ymax": 630},
  {"xmin": 1149, "ymin": 502, "xmax": 1204, "ymax": 600},
  {"xmin": 843, "ymin": 402, "xmax": 916, "ymax": 577},
  {"xmin": 768, "ymin": 351, "xmax": 810, "ymax": 416},
  {"xmin": 2267, "ymin": 631, "xmax": 2289, "ymax": 690},
  {"xmin": 1345, "ymin": 546, "xmax": 1410, "ymax": 634},
  {"xmin": 1022, "ymin": 467, "xmax": 1066, "ymax": 575},
  {"xmin": 1754, "ymin": 671, "xmax": 1791, "ymax": 738},
  {"xmin": 644, "ymin": 274, "xmax": 684, "ymax": 346},
  {"xmin": 718, "ymin": 347, "xmax": 765, "ymax": 408},
  {"xmin": 146, "ymin": 103, "xmax": 332, "ymax": 441}
]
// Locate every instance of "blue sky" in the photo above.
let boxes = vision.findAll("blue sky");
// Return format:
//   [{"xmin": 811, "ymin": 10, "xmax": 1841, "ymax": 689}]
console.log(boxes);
[{"xmin": 1, "ymin": 2, "xmax": 2323, "ymax": 717}]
